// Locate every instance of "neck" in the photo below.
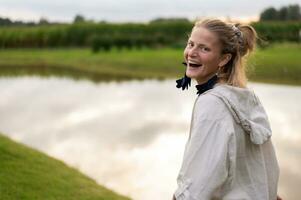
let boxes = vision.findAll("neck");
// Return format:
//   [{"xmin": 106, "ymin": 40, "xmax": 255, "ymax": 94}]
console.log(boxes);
[
  {"xmin": 195, "ymin": 74, "xmax": 218, "ymax": 95},
  {"xmin": 196, "ymin": 74, "xmax": 217, "ymax": 85}
]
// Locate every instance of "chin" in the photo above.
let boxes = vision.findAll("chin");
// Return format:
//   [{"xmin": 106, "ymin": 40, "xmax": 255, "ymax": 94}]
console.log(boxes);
[
  {"xmin": 186, "ymin": 70, "xmax": 201, "ymax": 79},
  {"xmin": 186, "ymin": 73, "xmax": 194, "ymax": 79}
]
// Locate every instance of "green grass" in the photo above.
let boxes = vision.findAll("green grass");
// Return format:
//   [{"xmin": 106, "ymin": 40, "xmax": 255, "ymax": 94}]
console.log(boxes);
[
  {"xmin": 0, "ymin": 47, "xmax": 183, "ymax": 80},
  {"xmin": 248, "ymin": 43, "xmax": 301, "ymax": 85},
  {"xmin": 0, "ymin": 134, "xmax": 131, "ymax": 200},
  {"xmin": 0, "ymin": 43, "xmax": 300, "ymax": 85}
]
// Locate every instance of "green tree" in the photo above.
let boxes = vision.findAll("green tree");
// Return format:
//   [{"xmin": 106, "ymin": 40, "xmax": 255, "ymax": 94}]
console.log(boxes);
[
  {"xmin": 287, "ymin": 4, "xmax": 301, "ymax": 20},
  {"xmin": 0, "ymin": 17, "xmax": 12, "ymax": 26},
  {"xmin": 73, "ymin": 14, "xmax": 85, "ymax": 23},
  {"xmin": 39, "ymin": 17, "xmax": 49, "ymax": 25},
  {"xmin": 260, "ymin": 7, "xmax": 278, "ymax": 21},
  {"xmin": 260, "ymin": 4, "xmax": 301, "ymax": 21},
  {"xmin": 278, "ymin": 7, "xmax": 288, "ymax": 20}
]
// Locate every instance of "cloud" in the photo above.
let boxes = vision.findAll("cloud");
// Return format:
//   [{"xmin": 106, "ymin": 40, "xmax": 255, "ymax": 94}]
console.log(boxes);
[{"xmin": 0, "ymin": 0, "xmax": 299, "ymax": 22}]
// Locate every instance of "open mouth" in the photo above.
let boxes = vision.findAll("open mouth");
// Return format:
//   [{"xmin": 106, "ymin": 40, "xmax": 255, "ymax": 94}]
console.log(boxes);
[{"xmin": 182, "ymin": 62, "xmax": 202, "ymax": 68}]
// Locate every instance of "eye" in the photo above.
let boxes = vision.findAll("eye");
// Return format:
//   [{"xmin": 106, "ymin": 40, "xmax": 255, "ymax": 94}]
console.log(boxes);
[
  {"xmin": 200, "ymin": 47, "xmax": 210, "ymax": 52},
  {"xmin": 187, "ymin": 41, "xmax": 193, "ymax": 47}
]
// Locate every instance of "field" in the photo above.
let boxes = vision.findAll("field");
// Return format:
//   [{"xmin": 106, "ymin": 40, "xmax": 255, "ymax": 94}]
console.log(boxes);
[{"xmin": 0, "ymin": 42, "xmax": 300, "ymax": 85}]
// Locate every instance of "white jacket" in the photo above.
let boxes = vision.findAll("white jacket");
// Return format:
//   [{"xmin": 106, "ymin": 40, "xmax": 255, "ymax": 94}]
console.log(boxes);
[{"xmin": 174, "ymin": 83, "xmax": 279, "ymax": 200}]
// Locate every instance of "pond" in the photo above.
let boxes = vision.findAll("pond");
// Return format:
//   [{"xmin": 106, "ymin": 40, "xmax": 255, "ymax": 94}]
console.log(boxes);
[{"xmin": 0, "ymin": 76, "xmax": 300, "ymax": 200}]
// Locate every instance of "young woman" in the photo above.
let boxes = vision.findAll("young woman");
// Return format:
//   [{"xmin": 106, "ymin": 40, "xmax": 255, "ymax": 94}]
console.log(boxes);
[{"xmin": 173, "ymin": 19, "xmax": 281, "ymax": 200}]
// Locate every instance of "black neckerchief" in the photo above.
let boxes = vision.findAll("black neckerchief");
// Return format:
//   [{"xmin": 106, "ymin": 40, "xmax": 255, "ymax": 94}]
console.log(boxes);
[
  {"xmin": 176, "ymin": 73, "xmax": 191, "ymax": 90},
  {"xmin": 175, "ymin": 62, "xmax": 192, "ymax": 90},
  {"xmin": 195, "ymin": 75, "xmax": 218, "ymax": 96}
]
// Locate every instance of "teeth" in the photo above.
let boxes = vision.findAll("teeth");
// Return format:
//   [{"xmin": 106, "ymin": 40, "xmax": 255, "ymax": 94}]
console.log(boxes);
[
  {"xmin": 188, "ymin": 62, "xmax": 202, "ymax": 67},
  {"xmin": 182, "ymin": 62, "xmax": 202, "ymax": 67},
  {"xmin": 188, "ymin": 61, "xmax": 201, "ymax": 65}
]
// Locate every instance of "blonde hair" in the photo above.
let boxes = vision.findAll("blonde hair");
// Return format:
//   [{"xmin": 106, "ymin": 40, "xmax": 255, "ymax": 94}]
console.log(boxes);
[{"xmin": 194, "ymin": 19, "xmax": 258, "ymax": 88}]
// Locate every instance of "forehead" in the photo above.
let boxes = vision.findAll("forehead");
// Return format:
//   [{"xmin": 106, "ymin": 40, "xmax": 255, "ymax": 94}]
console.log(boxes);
[{"xmin": 189, "ymin": 26, "xmax": 221, "ymax": 48}]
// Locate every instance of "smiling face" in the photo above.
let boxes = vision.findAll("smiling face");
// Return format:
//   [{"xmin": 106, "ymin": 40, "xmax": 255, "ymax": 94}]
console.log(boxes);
[{"xmin": 184, "ymin": 26, "xmax": 230, "ymax": 84}]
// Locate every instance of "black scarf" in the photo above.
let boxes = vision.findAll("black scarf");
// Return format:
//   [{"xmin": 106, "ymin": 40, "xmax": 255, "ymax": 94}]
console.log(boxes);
[
  {"xmin": 176, "ymin": 73, "xmax": 218, "ymax": 95},
  {"xmin": 195, "ymin": 75, "xmax": 218, "ymax": 95}
]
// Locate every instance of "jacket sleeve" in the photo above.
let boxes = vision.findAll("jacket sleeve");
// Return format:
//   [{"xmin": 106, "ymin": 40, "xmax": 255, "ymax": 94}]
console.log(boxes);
[{"xmin": 174, "ymin": 102, "xmax": 234, "ymax": 200}]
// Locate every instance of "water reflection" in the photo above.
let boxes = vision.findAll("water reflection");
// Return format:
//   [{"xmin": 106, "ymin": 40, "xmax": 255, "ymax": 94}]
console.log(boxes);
[
  {"xmin": 0, "ymin": 65, "xmax": 153, "ymax": 83},
  {"xmin": 0, "ymin": 77, "xmax": 300, "ymax": 200}
]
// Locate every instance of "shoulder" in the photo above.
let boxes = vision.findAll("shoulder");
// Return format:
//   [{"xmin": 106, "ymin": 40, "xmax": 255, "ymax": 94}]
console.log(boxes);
[
  {"xmin": 194, "ymin": 92, "xmax": 232, "ymax": 121},
  {"xmin": 192, "ymin": 93, "xmax": 235, "ymax": 141}
]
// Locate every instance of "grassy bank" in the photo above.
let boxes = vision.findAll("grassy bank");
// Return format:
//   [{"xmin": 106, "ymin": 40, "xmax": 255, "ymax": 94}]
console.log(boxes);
[
  {"xmin": 248, "ymin": 43, "xmax": 301, "ymax": 85},
  {"xmin": 0, "ymin": 134, "xmax": 131, "ymax": 200},
  {"xmin": 0, "ymin": 43, "xmax": 300, "ymax": 85}
]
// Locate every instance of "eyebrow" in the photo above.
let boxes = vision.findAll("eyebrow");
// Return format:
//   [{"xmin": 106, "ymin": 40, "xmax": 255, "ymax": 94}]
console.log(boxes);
[{"xmin": 188, "ymin": 39, "xmax": 209, "ymax": 47}]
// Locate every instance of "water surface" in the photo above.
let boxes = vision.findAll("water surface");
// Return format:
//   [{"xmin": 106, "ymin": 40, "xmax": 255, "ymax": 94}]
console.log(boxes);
[{"xmin": 0, "ymin": 77, "xmax": 300, "ymax": 200}]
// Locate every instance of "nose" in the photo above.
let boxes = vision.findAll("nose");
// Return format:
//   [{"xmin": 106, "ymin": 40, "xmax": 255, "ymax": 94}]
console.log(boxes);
[{"xmin": 187, "ymin": 47, "xmax": 198, "ymax": 58}]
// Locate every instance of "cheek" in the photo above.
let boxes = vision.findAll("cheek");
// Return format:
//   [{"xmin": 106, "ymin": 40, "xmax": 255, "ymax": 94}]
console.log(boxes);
[
  {"xmin": 202, "ymin": 54, "xmax": 218, "ymax": 64},
  {"xmin": 183, "ymin": 48, "xmax": 189, "ymax": 59}
]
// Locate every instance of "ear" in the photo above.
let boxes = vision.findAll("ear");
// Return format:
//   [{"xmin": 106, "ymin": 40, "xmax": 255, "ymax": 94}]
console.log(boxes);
[{"xmin": 218, "ymin": 53, "xmax": 232, "ymax": 67}]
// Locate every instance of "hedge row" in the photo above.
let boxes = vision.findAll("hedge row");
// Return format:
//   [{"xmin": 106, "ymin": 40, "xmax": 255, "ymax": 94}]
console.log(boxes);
[
  {"xmin": 0, "ymin": 22, "xmax": 192, "ymax": 50},
  {"xmin": 251, "ymin": 21, "xmax": 301, "ymax": 42},
  {"xmin": 0, "ymin": 21, "xmax": 300, "ymax": 51}
]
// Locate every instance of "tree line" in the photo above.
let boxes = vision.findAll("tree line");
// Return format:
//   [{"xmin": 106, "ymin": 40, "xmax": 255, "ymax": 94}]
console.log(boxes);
[
  {"xmin": 0, "ymin": 21, "xmax": 300, "ymax": 51},
  {"xmin": 0, "ymin": 20, "xmax": 193, "ymax": 51},
  {"xmin": 260, "ymin": 4, "xmax": 301, "ymax": 21},
  {"xmin": 0, "ymin": 4, "xmax": 300, "ymax": 27},
  {"xmin": 0, "ymin": 4, "xmax": 300, "ymax": 51}
]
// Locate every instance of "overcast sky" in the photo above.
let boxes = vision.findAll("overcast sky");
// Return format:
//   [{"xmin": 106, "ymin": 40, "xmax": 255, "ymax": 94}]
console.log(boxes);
[{"xmin": 1, "ymin": 0, "xmax": 300, "ymax": 23}]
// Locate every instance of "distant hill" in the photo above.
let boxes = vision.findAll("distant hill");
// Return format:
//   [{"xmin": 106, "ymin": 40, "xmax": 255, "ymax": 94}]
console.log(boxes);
[{"xmin": 0, "ymin": 133, "xmax": 131, "ymax": 200}]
